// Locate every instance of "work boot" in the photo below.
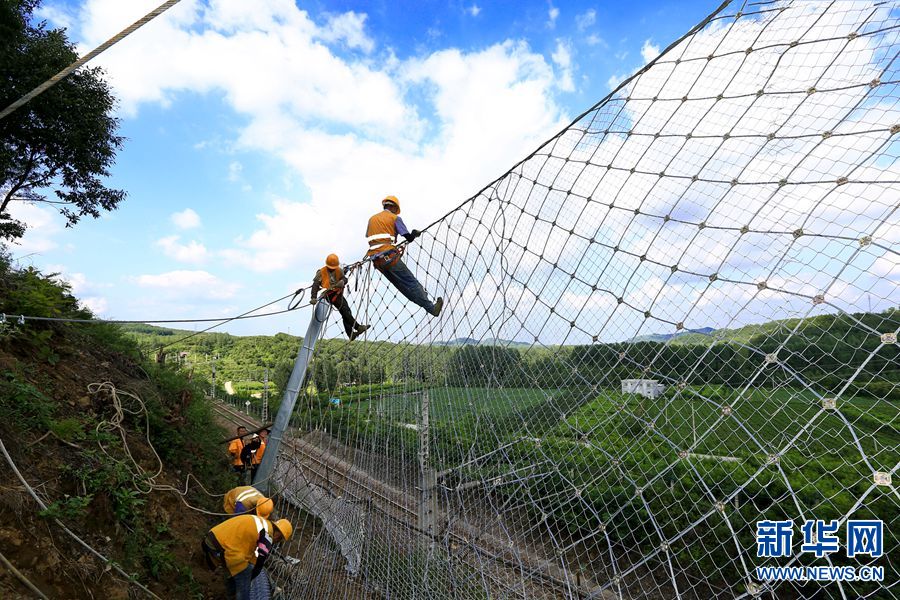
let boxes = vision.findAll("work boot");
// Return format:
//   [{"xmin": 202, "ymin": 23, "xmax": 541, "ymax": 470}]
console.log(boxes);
[
  {"xmin": 350, "ymin": 324, "xmax": 370, "ymax": 341},
  {"xmin": 431, "ymin": 297, "xmax": 444, "ymax": 317}
]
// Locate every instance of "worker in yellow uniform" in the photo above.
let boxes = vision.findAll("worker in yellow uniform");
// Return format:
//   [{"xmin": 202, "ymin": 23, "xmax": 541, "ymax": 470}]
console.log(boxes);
[
  {"xmin": 228, "ymin": 426, "xmax": 248, "ymax": 475},
  {"xmin": 202, "ymin": 514, "xmax": 293, "ymax": 600},
  {"xmin": 310, "ymin": 254, "xmax": 370, "ymax": 340},
  {"xmin": 222, "ymin": 486, "xmax": 274, "ymax": 518},
  {"xmin": 366, "ymin": 196, "xmax": 443, "ymax": 316},
  {"xmin": 250, "ymin": 428, "xmax": 268, "ymax": 483}
]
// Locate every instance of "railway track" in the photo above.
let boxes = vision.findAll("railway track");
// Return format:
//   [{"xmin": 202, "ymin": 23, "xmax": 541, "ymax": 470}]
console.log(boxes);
[
  {"xmin": 213, "ymin": 401, "xmax": 416, "ymax": 521},
  {"xmin": 212, "ymin": 401, "xmax": 617, "ymax": 600}
]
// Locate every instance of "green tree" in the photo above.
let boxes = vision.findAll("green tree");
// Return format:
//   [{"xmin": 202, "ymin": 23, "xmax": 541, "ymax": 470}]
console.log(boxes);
[{"xmin": 1, "ymin": 0, "xmax": 124, "ymax": 240}]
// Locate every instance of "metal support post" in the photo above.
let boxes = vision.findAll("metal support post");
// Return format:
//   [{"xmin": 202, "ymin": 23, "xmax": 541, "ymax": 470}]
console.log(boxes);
[
  {"xmin": 256, "ymin": 299, "xmax": 330, "ymax": 496},
  {"xmin": 263, "ymin": 367, "xmax": 269, "ymax": 423},
  {"xmin": 418, "ymin": 390, "xmax": 437, "ymax": 539}
]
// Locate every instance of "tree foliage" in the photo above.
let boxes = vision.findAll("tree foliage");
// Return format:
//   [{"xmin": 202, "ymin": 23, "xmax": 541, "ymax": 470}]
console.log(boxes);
[{"xmin": 0, "ymin": 0, "xmax": 124, "ymax": 240}]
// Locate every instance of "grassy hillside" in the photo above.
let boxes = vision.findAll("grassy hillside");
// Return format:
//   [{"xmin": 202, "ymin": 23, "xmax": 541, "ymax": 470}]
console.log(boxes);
[{"xmin": 0, "ymin": 251, "xmax": 237, "ymax": 599}]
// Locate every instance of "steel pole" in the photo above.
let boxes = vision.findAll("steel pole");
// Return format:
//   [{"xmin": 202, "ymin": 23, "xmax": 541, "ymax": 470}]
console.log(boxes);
[
  {"xmin": 263, "ymin": 367, "xmax": 269, "ymax": 423},
  {"xmin": 255, "ymin": 299, "xmax": 330, "ymax": 495}
]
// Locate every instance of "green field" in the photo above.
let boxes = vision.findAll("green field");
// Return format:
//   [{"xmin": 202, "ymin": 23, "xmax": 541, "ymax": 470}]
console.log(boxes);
[
  {"xmin": 351, "ymin": 386, "xmax": 555, "ymax": 423},
  {"xmin": 341, "ymin": 385, "xmax": 897, "ymax": 471},
  {"xmin": 303, "ymin": 381, "xmax": 897, "ymax": 591},
  {"xmin": 554, "ymin": 386, "xmax": 899, "ymax": 471}
]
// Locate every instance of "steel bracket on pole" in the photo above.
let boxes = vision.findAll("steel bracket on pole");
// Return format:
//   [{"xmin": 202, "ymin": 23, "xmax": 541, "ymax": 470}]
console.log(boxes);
[{"xmin": 256, "ymin": 299, "xmax": 330, "ymax": 496}]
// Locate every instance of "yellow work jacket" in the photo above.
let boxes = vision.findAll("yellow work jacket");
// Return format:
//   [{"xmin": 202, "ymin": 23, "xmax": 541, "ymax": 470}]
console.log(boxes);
[
  {"xmin": 228, "ymin": 438, "xmax": 244, "ymax": 466},
  {"xmin": 210, "ymin": 514, "xmax": 274, "ymax": 576},
  {"xmin": 366, "ymin": 210, "xmax": 398, "ymax": 257},
  {"xmin": 223, "ymin": 486, "xmax": 264, "ymax": 514}
]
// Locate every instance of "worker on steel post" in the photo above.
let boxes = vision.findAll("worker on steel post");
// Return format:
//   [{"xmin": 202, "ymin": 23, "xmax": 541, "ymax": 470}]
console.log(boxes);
[
  {"xmin": 366, "ymin": 196, "xmax": 443, "ymax": 316},
  {"xmin": 310, "ymin": 254, "xmax": 370, "ymax": 340},
  {"xmin": 201, "ymin": 515, "xmax": 293, "ymax": 600},
  {"xmin": 222, "ymin": 486, "xmax": 274, "ymax": 518},
  {"xmin": 228, "ymin": 426, "xmax": 247, "ymax": 476}
]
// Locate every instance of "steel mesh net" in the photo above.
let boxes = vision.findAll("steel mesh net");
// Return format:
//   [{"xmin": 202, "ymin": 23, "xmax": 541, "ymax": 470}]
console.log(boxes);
[{"xmin": 253, "ymin": 2, "xmax": 899, "ymax": 598}]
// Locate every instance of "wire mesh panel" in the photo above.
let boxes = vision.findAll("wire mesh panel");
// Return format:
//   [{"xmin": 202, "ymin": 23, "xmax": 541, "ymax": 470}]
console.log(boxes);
[{"xmin": 269, "ymin": 1, "xmax": 898, "ymax": 598}]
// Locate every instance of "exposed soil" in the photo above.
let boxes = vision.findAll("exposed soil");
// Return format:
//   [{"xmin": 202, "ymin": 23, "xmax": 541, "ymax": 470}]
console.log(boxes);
[{"xmin": 0, "ymin": 331, "xmax": 230, "ymax": 599}]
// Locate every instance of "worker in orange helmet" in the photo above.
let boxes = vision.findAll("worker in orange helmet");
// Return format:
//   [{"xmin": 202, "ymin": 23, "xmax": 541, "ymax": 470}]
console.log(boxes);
[
  {"xmin": 222, "ymin": 485, "xmax": 274, "ymax": 518},
  {"xmin": 366, "ymin": 196, "xmax": 443, "ymax": 316},
  {"xmin": 201, "ymin": 514, "xmax": 293, "ymax": 600},
  {"xmin": 310, "ymin": 253, "xmax": 370, "ymax": 340},
  {"xmin": 227, "ymin": 426, "xmax": 248, "ymax": 477}
]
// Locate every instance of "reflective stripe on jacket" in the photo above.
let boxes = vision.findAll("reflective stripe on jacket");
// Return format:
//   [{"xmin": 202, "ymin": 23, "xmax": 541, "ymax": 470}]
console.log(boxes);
[
  {"xmin": 209, "ymin": 514, "xmax": 274, "ymax": 577},
  {"xmin": 366, "ymin": 210, "xmax": 398, "ymax": 257},
  {"xmin": 223, "ymin": 486, "xmax": 264, "ymax": 514},
  {"xmin": 228, "ymin": 438, "xmax": 244, "ymax": 466}
]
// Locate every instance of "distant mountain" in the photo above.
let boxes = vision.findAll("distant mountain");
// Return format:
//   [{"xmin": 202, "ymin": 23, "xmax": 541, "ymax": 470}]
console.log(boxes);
[
  {"xmin": 627, "ymin": 327, "xmax": 716, "ymax": 344},
  {"xmin": 437, "ymin": 337, "xmax": 532, "ymax": 348}
]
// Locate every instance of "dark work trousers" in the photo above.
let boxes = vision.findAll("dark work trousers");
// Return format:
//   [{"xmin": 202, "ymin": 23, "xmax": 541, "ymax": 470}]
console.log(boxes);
[
  {"xmin": 377, "ymin": 258, "xmax": 435, "ymax": 313},
  {"xmin": 226, "ymin": 564, "xmax": 253, "ymax": 600},
  {"xmin": 327, "ymin": 293, "xmax": 359, "ymax": 338}
]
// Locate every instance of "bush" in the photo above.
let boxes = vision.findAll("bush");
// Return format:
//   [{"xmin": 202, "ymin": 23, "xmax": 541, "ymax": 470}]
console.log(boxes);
[
  {"xmin": 0, "ymin": 372, "xmax": 54, "ymax": 431},
  {"xmin": 39, "ymin": 494, "xmax": 93, "ymax": 520}
]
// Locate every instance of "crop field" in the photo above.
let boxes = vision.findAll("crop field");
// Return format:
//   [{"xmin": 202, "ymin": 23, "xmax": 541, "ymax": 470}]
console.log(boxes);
[{"xmin": 350, "ymin": 386, "xmax": 557, "ymax": 424}]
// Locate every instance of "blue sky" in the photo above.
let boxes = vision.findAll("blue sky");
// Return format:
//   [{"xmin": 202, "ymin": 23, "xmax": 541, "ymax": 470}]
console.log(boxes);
[{"xmin": 9, "ymin": 0, "xmax": 721, "ymax": 335}]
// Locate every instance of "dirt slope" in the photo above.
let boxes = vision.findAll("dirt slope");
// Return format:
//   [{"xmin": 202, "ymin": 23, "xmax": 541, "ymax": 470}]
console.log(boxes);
[{"xmin": 0, "ymin": 326, "xmax": 235, "ymax": 599}]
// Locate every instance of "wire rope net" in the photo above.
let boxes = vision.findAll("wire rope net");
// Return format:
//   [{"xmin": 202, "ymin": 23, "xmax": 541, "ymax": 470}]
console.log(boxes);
[{"xmin": 264, "ymin": 1, "xmax": 899, "ymax": 598}]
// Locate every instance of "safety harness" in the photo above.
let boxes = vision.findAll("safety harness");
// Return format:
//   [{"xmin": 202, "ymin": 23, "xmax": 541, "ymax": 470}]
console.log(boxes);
[{"xmin": 371, "ymin": 246, "xmax": 403, "ymax": 271}]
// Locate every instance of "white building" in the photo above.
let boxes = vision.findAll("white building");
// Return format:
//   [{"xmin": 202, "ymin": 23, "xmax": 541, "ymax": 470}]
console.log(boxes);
[{"xmin": 621, "ymin": 379, "xmax": 666, "ymax": 399}]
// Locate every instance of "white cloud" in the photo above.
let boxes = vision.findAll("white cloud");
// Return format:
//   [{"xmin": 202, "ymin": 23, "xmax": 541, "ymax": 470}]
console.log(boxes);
[
  {"xmin": 551, "ymin": 39, "xmax": 575, "ymax": 92},
  {"xmin": 35, "ymin": 3, "xmax": 77, "ymax": 30},
  {"xmin": 46, "ymin": 267, "xmax": 111, "ymax": 316},
  {"xmin": 227, "ymin": 160, "xmax": 243, "ymax": 182},
  {"xmin": 467, "ymin": 4, "xmax": 481, "ymax": 17},
  {"xmin": 640, "ymin": 39, "xmax": 660, "ymax": 64},
  {"xmin": 317, "ymin": 11, "xmax": 374, "ymax": 53},
  {"xmin": 5, "ymin": 203, "xmax": 62, "ymax": 255},
  {"xmin": 170, "ymin": 208, "xmax": 201, "ymax": 230},
  {"xmin": 547, "ymin": 6, "xmax": 559, "ymax": 28},
  {"xmin": 223, "ymin": 40, "xmax": 568, "ymax": 272},
  {"xmin": 576, "ymin": 9, "xmax": 596, "ymax": 31},
  {"xmin": 81, "ymin": 296, "xmax": 109, "ymax": 315},
  {"xmin": 156, "ymin": 235, "xmax": 209, "ymax": 264},
  {"xmin": 585, "ymin": 34, "xmax": 606, "ymax": 48},
  {"xmin": 66, "ymin": 2, "xmax": 572, "ymax": 275},
  {"xmin": 607, "ymin": 73, "xmax": 625, "ymax": 90},
  {"xmin": 134, "ymin": 270, "xmax": 239, "ymax": 300},
  {"xmin": 76, "ymin": 0, "xmax": 415, "ymax": 131}
]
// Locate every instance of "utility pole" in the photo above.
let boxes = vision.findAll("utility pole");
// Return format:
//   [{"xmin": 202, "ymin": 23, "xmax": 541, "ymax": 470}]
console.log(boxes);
[
  {"xmin": 211, "ymin": 363, "xmax": 216, "ymax": 399},
  {"xmin": 256, "ymin": 300, "xmax": 330, "ymax": 495}
]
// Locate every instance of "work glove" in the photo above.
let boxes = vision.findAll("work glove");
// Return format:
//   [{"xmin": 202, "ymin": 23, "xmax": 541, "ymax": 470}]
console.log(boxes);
[
  {"xmin": 309, "ymin": 297, "xmax": 317, "ymax": 305},
  {"xmin": 404, "ymin": 229, "xmax": 421, "ymax": 242}
]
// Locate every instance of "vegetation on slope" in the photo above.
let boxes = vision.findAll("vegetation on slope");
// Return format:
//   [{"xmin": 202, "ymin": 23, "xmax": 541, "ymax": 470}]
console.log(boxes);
[{"xmin": 0, "ymin": 250, "xmax": 235, "ymax": 599}]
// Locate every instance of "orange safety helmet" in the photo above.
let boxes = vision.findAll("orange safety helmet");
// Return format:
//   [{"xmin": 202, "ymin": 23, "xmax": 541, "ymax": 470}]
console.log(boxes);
[
  {"xmin": 382, "ymin": 195, "xmax": 400, "ymax": 213},
  {"xmin": 325, "ymin": 254, "xmax": 340, "ymax": 270},
  {"xmin": 255, "ymin": 497, "xmax": 274, "ymax": 519},
  {"xmin": 274, "ymin": 519, "xmax": 293, "ymax": 541}
]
